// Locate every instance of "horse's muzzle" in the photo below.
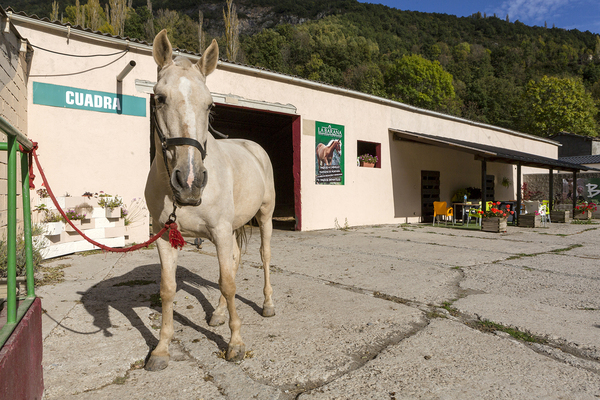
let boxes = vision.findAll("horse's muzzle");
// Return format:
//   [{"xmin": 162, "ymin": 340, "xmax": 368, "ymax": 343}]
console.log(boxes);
[{"xmin": 170, "ymin": 167, "xmax": 208, "ymax": 206}]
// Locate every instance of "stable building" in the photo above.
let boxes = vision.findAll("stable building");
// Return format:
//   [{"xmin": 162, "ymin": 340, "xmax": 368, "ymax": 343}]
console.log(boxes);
[{"xmin": 4, "ymin": 9, "xmax": 593, "ymax": 245}]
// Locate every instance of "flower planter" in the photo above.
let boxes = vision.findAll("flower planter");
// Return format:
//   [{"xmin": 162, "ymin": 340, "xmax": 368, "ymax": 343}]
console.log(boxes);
[
  {"xmin": 518, "ymin": 214, "xmax": 542, "ymax": 228},
  {"xmin": 550, "ymin": 210, "xmax": 571, "ymax": 223},
  {"xmin": 481, "ymin": 217, "xmax": 507, "ymax": 233},
  {"xmin": 105, "ymin": 207, "xmax": 121, "ymax": 219},
  {"xmin": 573, "ymin": 210, "xmax": 592, "ymax": 220},
  {"xmin": 43, "ymin": 221, "xmax": 63, "ymax": 236},
  {"xmin": 359, "ymin": 161, "xmax": 375, "ymax": 168}
]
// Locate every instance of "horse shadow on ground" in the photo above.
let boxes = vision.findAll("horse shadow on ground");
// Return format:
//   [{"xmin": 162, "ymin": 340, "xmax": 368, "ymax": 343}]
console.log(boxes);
[{"xmin": 75, "ymin": 263, "xmax": 263, "ymax": 354}]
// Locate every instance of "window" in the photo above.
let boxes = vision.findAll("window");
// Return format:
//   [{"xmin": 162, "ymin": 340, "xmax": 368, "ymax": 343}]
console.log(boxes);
[{"xmin": 357, "ymin": 140, "xmax": 381, "ymax": 168}]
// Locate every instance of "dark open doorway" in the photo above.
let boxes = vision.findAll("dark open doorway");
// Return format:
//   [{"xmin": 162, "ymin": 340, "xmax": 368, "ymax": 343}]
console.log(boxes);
[{"xmin": 210, "ymin": 104, "xmax": 299, "ymax": 230}]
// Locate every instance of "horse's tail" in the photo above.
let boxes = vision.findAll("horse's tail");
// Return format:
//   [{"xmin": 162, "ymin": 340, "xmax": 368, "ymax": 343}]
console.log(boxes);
[{"xmin": 235, "ymin": 225, "xmax": 250, "ymax": 254}]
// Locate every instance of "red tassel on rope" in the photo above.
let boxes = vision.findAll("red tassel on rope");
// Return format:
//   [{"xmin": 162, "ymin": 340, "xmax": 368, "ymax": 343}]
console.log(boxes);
[{"xmin": 167, "ymin": 222, "xmax": 185, "ymax": 249}]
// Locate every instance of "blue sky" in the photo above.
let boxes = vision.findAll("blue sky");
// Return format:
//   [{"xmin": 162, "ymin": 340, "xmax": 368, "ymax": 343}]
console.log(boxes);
[{"xmin": 357, "ymin": 0, "xmax": 600, "ymax": 35}]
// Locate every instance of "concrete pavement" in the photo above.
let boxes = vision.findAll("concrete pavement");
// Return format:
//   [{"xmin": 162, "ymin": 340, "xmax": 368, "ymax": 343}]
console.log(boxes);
[{"xmin": 36, "ymin": 221, "xmax": 600, "ymax": 399}]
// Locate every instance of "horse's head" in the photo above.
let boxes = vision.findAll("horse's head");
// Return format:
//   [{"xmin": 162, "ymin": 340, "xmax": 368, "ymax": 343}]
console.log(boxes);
[{"xmin": 152, "ymin": 29, "xmax": 219, "ymax": 206}]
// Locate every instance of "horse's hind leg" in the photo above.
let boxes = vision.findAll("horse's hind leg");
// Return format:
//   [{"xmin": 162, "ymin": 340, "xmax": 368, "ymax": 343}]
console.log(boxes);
[
  {"xmin": 145, "ymin": 235, "xmax": 179, "ymax": 371},
  {"xmin": 209, "ymin": 232, "xmax": 241, "ymax": 327},
  {"xmin": 257, "ymin": 207, "xmax": 275, "ymax": 317}
]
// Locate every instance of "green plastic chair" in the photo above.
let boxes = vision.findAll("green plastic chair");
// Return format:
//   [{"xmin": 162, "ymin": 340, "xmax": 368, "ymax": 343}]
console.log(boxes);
[{"xmin": 467, "ymin": 202, "xmax": 482, "ymax": 227}]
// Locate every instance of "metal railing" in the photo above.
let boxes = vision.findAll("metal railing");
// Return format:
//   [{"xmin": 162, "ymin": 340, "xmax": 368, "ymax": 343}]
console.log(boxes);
[{"xmin": 0, "ymin": 115, "xmax": 35, "ymax": 348}]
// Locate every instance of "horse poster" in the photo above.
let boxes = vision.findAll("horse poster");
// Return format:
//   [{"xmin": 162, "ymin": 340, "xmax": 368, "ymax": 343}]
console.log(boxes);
[{"xmin": 315, "ymin": 121, "xmax": 344, "ymax": 185}]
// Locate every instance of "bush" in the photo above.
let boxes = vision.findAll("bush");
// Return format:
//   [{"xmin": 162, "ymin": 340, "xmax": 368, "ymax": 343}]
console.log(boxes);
[{"xmin": 0, "ymin": 225, "xmax": 46, "ymax": 278}]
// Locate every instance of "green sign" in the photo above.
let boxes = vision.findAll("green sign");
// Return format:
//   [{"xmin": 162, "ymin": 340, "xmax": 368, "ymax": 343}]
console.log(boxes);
[
  {"xmin": 33, "ymin": 82, "xmax": 146, "ymax": 117},
  {"xmin": 315, "ymin": 121, "xmax": 344, "ymax": 185}
]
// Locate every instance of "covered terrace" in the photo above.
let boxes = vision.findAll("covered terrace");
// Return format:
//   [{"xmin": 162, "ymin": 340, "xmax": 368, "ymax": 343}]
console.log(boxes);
[{"xmin": 391, "ymin": 129, "xmax": 598, "ymax": 225}]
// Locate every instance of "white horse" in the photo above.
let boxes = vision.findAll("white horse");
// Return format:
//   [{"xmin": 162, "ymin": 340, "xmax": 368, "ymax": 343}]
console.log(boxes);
[{"xmin": 144, "ymin": 30, "xmax": 276, "ymax": 370}]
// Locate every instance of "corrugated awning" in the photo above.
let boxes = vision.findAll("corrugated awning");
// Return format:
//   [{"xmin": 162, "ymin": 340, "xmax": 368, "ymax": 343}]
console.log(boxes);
[{"xmin": 391, "ymin": 129, "xmax": 597, "ymax": 171}]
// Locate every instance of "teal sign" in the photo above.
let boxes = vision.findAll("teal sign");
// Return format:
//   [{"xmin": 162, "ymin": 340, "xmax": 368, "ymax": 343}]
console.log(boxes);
[{"xmin": 33, "ymin": 82, "xmax": 146, "ymax": 117}]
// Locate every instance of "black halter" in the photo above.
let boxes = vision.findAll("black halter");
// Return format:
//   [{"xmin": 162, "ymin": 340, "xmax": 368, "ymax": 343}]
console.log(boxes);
[{"xmin": 151, "ymin": 105, "xmax": 208, "ymax": 163}]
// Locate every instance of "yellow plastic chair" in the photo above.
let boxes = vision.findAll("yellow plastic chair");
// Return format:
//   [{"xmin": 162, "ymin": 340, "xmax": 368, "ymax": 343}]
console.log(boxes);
[{"xmin": 433, "ymin": 201, "xmax": 454, "ymax": 226}]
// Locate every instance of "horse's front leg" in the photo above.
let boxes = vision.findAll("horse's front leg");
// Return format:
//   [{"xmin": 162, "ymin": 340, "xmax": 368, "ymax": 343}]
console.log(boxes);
[
  {"xmin": 214, "ymin": 229, "xmax": 245, "ymax": 362},
  {"xmin": 145, "ymin": 236, "xmax": 178, "ymax": 371},
  {"xmin": 209, "ymin": 232, "xmax": 241, "ymax": 327}
]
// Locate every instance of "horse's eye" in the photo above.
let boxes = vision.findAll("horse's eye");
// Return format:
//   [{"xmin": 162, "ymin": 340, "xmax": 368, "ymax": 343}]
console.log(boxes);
[{"xmin": 155, "ymin": 95, "xmax": 167, "ymax": 105}]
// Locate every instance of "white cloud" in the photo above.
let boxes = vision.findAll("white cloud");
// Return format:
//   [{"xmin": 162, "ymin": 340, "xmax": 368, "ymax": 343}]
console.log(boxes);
[{"xmin": 495, "ymin": 0, "xmax": 571, "ymax": 24}]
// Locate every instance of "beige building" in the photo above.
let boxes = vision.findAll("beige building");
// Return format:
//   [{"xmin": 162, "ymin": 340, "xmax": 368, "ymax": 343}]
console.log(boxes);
[
  {"xmin": 0, "ymin": 9, "xmax": 32, "ymax": 238},
  {"xmin": 5, "ymin": 9, "xmax": 591, "ymax": 247}
]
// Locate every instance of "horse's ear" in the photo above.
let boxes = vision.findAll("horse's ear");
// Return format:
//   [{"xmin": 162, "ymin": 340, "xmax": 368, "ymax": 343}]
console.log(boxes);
[
  {"xmin": 196, "ymin": 39, "xmax": 219, "ymax": 77},
  {"xmin": 153, "ymin": 29, "xmax": 173, "ymax": 69}
]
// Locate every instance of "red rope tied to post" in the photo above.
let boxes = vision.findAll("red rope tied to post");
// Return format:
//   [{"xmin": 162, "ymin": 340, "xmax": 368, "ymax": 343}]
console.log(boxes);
[
  {"xmin": 19, "ymin": 142, "xmax": 38, "ymax": 189},
  {"xmin": 30, "ymin": 144, "xmax": 185, "ymax": 252}
]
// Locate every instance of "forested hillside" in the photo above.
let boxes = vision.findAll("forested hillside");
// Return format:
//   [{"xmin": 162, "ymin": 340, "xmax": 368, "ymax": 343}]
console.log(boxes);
[{"xmin": 5, "ymin": 0, "xmax": 600, "ymax": 137}]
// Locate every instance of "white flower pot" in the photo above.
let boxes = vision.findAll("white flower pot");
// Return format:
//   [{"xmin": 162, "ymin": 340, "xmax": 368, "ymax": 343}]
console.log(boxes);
[{"xmin": 105, "ymin": 207, "xmax": 121, "ymax": 219}]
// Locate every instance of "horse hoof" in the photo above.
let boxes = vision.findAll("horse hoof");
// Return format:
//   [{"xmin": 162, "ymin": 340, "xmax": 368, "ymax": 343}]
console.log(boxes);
[
  {"xmin": 226, "ymin": 344, "xmax": 245, "ymax": 362},
  {"xmin": 145, "ymin": 355, "xmax": 169, "ymax": 371},
  {"xmin": 209, "ymin": 313, "xmax": 226, "ymax": 326},
  {"xmin": 262, "ymin": 306, "xmax": 275, "ymax": 318}
]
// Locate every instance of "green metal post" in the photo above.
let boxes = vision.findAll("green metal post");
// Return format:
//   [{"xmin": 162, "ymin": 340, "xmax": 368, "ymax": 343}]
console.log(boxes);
[
  {"xmin": 21, "ymin": 151, "xmax": 35, "ymax": 298},
  {"xmin": 6, "ymin": 135, "xmax": 17, "ymax": 324}
]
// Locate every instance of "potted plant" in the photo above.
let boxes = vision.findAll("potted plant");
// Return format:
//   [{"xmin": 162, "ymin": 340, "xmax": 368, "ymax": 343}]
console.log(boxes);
[
  {"xmin": 477, "ymin": 201, "xmax": 513, "ymax": 233},
  {"xmin": 358, "ymin": 154, "xmax": 377, "ymax": 168},
  {"xmin": 574, "ymin": 201, "xmax": 597, "ymax": 220},
  {"xmin": 42, "ymin": 210, "xmax": 63, "ymax": 236},
  {"xmin": 98, "ymin": 194, "xmax": 124, "ymax": 218},
  {"xmin": 519, "ymin": 210, "xmax": 543, "ymax": 228},
  {"xmin": 62, "ymin": 208, "xmax": 87, "ymax": 232}
]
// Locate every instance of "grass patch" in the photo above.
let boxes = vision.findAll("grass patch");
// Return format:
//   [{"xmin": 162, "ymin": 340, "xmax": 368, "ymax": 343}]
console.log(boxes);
[
  {"xmin": 440, "ymin": 301, "xmax": 460, "ymax": 317},
  {"xmin": 334, "ymin": 218, "xmax": 350, "ymax": 231},
  {"xmin": 470, "ymin": 319, "xmax": 546, "ymax": 344},
  {"xmin": 112, "ymin": 375, "xmax": 128, "ymax": 385},
  {"xmin": 426, "ymin": 310, "xmax": 447, "ymax": 319},
  {"xmin": 373, "ymin": 291, "xmax": 410, "ymax": 305},
  {"xmin": 113, "ymin": 279, "xmax": 156, "ymax": 287},
  {"xmin": 79, "ymin": 249, "xmax": 104, "ymax": 257},
  {"xmin": 36, "ymin": 264, "xmax": 70, "ymax": 286},
  {"xmin": 550, "ymin": 244, "xmax": 583, "ymax": 253},
  {"xmin": 570, "ymin": 219, "xmax": 597, "ymax": 225}
]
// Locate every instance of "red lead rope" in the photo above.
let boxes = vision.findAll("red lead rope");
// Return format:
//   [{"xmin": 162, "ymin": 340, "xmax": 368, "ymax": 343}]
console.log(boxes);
[{"xmin": 28, "ymin": 144, "xmax": 185, "ymax": 252}]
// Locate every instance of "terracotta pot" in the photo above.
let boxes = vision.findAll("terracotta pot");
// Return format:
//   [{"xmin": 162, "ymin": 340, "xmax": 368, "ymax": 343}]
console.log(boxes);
[{"xmin": 360, "ymin": 161, "xmax": 375, "ymax": 168}]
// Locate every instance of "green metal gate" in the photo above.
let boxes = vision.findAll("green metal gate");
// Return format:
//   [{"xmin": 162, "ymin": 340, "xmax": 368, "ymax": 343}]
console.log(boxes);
[{"xmin": 0, "ymin": 115, "xmax": 35, "ymax": 348}]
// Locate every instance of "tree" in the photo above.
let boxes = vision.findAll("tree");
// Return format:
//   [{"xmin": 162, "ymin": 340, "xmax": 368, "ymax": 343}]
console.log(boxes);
[
  {"xmin": 51, "ymin": 1, "xmax": 59, "ymax": 21},
  {"xmin": 154, "ymin": 9, "xmax": 199, "ymax": 51},
  {"xmin": 384, "ymin": 54, "xmax": 456, "ymax": 112},
  {"xmin": 520, "ymin": 75, "xmax": 598, "ymax": 137},
  {"xmin": 108, "ymin": 0, "xmax": 127, "ymax": 37},
  {"xmin": 223, "ymin": 0, "xmax": 240, "ymax": 61}
]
